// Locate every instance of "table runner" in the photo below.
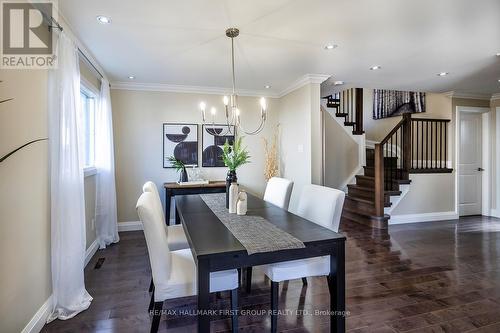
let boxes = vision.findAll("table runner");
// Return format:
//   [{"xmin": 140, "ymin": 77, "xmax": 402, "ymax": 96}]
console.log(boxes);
[{"xmin": 200, "ymin": 193, "xmax": 305, "ymax": 255}]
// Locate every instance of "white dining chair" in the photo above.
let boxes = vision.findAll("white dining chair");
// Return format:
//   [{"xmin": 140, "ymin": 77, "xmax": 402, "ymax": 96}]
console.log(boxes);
[
  {"xmin": 143, "ymin": 181, "xmax": 190, "ymax": 296},
  {"xmin": 257, "ymin": 184, "xmax": 345, "ymax": 333},
  {"xmin": 263, "ymin": 177, "xmax": 294, "ymax": 210},
  {"xmin": 244, "ymin": 177, "xmax": 294, "ymax": 293},
  {"xmin": 143, "ymin": 181, "xmax": 189, "ymax": 251},
  {"xmin": 137, "ymin": 192, "xmax": 239, "ymax": 333}
]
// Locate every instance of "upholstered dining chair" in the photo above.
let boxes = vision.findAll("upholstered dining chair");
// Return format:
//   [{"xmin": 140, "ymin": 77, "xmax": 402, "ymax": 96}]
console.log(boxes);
[
  {"xmin": 143, "ymin": 181, "xmax": 190, "ymax": 298},
  {"xmin": 263, "ymin": 177, "xmax": 294, "ymax": 210},
  {"xmin": 245, "ymin": 177, "xmax": 294, "ymax": 293},
  {"xmin": 142, "ymin": 181, "xmax": 189, "ymax": 251},
  {"xmin": 137, "ymin": 192, "xmax": 239, "ymax": 333},
  {"xmin": 257, "ymin": 184, "xmax": 345, "ymax": 333}
]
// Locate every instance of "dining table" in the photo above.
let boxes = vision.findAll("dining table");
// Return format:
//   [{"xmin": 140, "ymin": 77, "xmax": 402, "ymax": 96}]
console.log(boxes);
[{"xmin": 175, "ymin": 193, "xmax": 346, "ymax": 333}]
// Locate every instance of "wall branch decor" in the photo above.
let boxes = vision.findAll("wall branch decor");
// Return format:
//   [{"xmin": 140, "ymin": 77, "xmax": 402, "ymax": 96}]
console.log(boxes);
[
  {"xmin": 0, "ymin": 80, "xmax": 48, "ymax": 164},
  {"xmin": 0, "ymin": 138, "xmax": 48, "ymax": 163}
]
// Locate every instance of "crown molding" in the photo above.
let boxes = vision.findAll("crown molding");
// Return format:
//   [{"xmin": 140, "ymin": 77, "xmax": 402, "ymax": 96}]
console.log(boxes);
[
  {"xmin": 110, "ymin": 82, "xmax": 279, "ymax": 98},
  {"xmin": 491, "ymin": 93, "xmax": 500, "ymax": 101},
  {"xmin": 443, "ymin": 91, "xmax": 492, "ymax": 100},
  {"xmin": 278, "ymin": 74, "xmax": 331, "ymax": 97}
]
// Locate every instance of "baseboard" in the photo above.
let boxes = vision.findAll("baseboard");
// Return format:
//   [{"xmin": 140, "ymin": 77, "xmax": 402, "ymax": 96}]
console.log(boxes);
[
  {"xmin": 390, "ymin": 211, "xmax": 459, "ymax": 225},
  {"xmin": 117, "ymin": 221, "xmax": 143, "ymax": 232},
  {"xmin": 21, "ymin": 295, "xmax": 52, "ymax": 333},
  {"xmin": 84, "ymin": 238, "xmax": 99, "ymax": 267},
  {"xmin": 490, "ymin": 209, "xmax": 500, "ymax": 218}
]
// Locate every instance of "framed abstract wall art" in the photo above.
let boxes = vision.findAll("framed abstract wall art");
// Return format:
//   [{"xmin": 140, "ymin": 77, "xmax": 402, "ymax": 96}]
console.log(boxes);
[
  {"xmin": 202, "ymin": 124, "xmax": 235, "ymax": 167},
  {"xmin": 163, "ymin": 123, "xmax": 198, "ymax": 168}
]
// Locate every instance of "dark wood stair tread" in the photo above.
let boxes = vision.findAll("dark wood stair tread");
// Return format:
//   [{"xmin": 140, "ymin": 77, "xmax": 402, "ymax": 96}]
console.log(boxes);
[
  {"xmin": 347, "ymin": 184, "xmax": 402, "ymax": 196},
  {"xmin": 335, "ymin": 113, "xmax": 348, "ymax": 117}
]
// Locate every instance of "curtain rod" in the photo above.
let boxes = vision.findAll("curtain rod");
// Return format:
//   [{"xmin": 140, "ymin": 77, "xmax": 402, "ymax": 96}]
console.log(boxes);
[{"xmin": 46, "ymin": 15, "xmax": 105, "ymax": 80}]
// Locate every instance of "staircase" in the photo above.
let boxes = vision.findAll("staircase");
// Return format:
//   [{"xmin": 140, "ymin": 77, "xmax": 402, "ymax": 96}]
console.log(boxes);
[
  {"xmin": 342, "ymin": 147, "xmax": 410, "ymax": 229},
  {"xmin": 323, "ymin": 91, "xmax": 453, "ymax": 229},
  {"xmin": 322, "ymin": 88, "xmax": 364, "ymax": 135}
]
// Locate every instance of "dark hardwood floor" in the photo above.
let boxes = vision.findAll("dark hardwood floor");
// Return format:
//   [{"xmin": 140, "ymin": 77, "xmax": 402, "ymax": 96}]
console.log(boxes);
[{"xmin": 42, "ymin": 216, "xmax": 500, "ymax": 332}]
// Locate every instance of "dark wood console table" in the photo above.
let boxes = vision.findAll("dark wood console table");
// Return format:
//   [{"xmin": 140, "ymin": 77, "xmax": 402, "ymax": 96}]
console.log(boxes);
[{"xmin": 163, "ymin": 181, "xmax": 226, "ymax": 225}]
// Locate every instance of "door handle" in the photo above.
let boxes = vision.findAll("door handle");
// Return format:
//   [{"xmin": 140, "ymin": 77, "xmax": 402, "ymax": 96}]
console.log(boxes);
[{"xmin": 477, "ymin": 168, "xmax": 484, "ymax": 171}]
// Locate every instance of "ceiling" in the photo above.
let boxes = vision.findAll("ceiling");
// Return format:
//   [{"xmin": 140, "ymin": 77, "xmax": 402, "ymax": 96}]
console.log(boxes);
[{"xmin": 60, "ymin": 0, "xmax": 500, "ymax": 97}]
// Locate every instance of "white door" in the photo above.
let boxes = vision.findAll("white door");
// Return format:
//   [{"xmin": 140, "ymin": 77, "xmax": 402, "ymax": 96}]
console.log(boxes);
[{"xmin": 459, "ymin": 112, "xmax": 482, "ymax": 216}]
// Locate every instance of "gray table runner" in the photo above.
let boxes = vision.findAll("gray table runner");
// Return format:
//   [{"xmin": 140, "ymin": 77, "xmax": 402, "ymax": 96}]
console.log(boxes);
[{"xmin": 200, "ymin": 193, "xmax": 305, "ymax": 255}]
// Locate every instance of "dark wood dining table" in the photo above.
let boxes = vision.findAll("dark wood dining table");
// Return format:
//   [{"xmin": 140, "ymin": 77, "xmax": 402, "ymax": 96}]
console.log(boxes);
[{"xmin": 175, "ymin": 193, "xmax": 346, "ymax": 333}]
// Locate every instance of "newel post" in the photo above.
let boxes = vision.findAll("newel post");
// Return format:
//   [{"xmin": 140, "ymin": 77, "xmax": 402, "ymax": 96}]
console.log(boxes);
[
  {"xmin": 402, "ymin": 113, "xmax": 412, "ymax": 178},
  {"xmin": 374, "ymin": 144, "xmax": 385, "ymax": 217}
]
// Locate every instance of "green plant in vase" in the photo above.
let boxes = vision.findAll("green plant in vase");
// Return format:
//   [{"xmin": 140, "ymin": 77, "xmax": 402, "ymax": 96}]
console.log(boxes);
[
  {"xmin": 222, "ymin": 137, "xmax": 250, "ymax": 208},
  {"xmin": 168, "ymin": 156, "xmax": 188, "ymax": 183}
]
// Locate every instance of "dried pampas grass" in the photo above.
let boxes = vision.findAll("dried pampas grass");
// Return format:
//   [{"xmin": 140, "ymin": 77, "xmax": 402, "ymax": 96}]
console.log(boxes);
[{"xmin": 263, "ymin": 125, "xmax": 280, "ymax": 181}]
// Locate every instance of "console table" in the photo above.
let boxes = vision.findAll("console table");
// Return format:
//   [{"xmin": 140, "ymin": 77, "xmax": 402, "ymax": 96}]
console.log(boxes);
[{"xmin": 163, "ymin": 181, "xmax": 226, "ymax": 225}]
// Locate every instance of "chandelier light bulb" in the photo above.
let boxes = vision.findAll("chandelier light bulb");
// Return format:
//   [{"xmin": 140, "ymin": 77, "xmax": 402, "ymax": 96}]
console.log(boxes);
[
  {"xmin": 260, "ymin": 97, "xmax": 267, "ymax": 111},
  {"xmin": 223, "ymin": 96, "xmax": 229, "ymax": 106},
  {"xmin": 210, "ymin": 107, "xmax": 216, "ymax": 116},
  {"xmin": 199, "ymin": 102, "xmax": 206, "ymax": 111}
]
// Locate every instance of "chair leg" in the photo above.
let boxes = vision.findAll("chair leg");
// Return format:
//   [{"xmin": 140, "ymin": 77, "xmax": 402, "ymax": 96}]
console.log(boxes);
[
  {"xmin": 149, "ymin": 278, "xmax": 154, "ymax": 293},
  {"xmin": 230, "ymin": 288, "xmax": 239, "ymax": 333},
  {"xmin": 301, "ymin": 277, "xmax": 308, "ymax": 286},
  {"xmin": 148, "ymin": 289, "xmax": 155, "ymax": 312},
  {"xmin": 270, "ymin": 281, "xmax": 279, "ymax": 333},
  {"xmin": 150, "ymin": 301, "xmax": 163, "ymax": 333},
  {"xmin": 246, "ymin": 267, "xmax": 253, "ymax": 293}
]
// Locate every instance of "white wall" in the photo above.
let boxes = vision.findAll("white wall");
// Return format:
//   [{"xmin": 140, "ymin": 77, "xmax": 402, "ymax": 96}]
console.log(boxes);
[
  {"xmin": 323, "ymin": 110, "xmax": 360, "ymax": 189},
  {"xmin": 111, "ymin": 89, "xmax": 279, "ymax": 222},
  {"xmin": 0, "ymin": 70, "xmax": 52, "ymax": 333},
  {"xmin": 277, "ymin": 83, "xmax": 322, "ymax": 212}
]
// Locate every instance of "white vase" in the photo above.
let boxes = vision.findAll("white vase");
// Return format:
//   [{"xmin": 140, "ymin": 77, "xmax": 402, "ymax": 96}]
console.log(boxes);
[
  {"xmin": 237, "ymin": 191, "xmax": 247, "ymax": 215},
  {"xmin": 229, "ymin": 182, "xmax": 239, "ymax": 213}
]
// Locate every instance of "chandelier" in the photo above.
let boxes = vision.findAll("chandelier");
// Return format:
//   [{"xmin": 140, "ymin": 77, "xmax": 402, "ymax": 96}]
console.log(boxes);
[{"xmin": 199, "ymin": 28, "xmax": 267, "ymax": 136}]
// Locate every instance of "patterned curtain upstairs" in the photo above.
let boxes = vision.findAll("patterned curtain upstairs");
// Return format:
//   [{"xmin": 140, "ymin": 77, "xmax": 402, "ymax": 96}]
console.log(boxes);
[{"xmin": 373, "ymin": 89, "xmax": 426, "ymax": 119}]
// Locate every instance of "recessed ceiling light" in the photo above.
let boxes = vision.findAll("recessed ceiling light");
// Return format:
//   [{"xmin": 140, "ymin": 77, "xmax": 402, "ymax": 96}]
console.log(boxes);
[
  {"xmin": 96, "ymin": 15, "xmax": 112, "ymax": 24},
  {"xmin": 264, "ymin": 85, "xmax": 271, "ymax": 89},
  {"xmin": 370, "ymin": 65, "xmax": 381, "ymax": 70},
  {"xmin": 324, "ymin": 44, "xmax": 338, "ymax": 50},
  {"xmin": 437, "ymin": 72, "xmax": 449, "ymax": 77},
  {"xmin": 128, "ymin": 75, "xmax": 135, "ymax": 80},
  {"xmin": 333, "ymin": 81, "xmax": 344, "ymax": 85}
]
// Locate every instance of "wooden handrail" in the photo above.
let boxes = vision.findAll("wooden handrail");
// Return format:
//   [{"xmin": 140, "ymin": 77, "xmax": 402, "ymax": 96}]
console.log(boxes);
[
  {"xmin": 380, "ymin": 117, "xmax": 406, "ymax": 146},
  {"xmin": 411, "ymin": 118, "xmax": 450, "ymax": 123}
]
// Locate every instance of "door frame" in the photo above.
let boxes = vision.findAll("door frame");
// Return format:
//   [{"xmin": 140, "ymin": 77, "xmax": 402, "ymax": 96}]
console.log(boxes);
[{"xmin": 455, "ymin": 106, "xmax": 491, "ymax": 216}]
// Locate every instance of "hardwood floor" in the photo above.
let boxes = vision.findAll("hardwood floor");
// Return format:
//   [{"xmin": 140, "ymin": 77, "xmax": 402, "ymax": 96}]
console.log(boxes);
[{"xmin": 42, "ymin": 216, "xmax": 500, "ymax": 332}]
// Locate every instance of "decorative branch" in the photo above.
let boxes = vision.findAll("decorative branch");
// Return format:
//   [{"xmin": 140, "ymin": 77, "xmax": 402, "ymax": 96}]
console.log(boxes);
[
  {"xmin": 0, "ymin": 138, "xmax": 48, "ymax": 163},
  {"xmin": 1, "ymin": 98, "xmax": 13, "ymax": 104}
]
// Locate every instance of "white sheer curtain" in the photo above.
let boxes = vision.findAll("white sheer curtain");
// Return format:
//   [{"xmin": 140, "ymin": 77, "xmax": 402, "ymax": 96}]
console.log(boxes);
[
  {"xmin": 95, "ymin": 79, "xmax": 119, "ymax": 248},
  {"xmin": 47, "ymin": 32, "xmax": 92, "ymax": 322}
]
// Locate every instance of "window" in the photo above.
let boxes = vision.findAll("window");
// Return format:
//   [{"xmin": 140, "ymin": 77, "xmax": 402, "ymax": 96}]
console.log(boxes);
[{"xmin": 80, "ymin": 88, "xmax": 96, "ymax": 168}]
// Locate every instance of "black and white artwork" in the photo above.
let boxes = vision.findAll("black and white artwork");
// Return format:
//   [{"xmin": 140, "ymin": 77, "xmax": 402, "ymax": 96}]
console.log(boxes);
[
  {"xmin": 373, "ymin": 89, "xmax": 426, "ymax": 119},
  {"xmin": 163, "ymin": 123, "xmax": 198, "ymax": 168},
  {"xmin": 202, "ymin": 125, "xmax": 235, "ymax": 167}
]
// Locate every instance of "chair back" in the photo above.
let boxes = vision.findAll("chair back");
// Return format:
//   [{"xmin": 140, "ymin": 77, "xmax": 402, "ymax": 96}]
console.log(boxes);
[
  {"xmin": 296, "ymin": 184, "xmax": 345, "ymax": 232},
  {"xmin": 136, "ymin": 192, "xmax": 171, "ymax": 285},
  {"xmin": 142, "ymin": 181, "xmax": 166, "ymax": 224},
  {"xmin": 263, "ymin": 177, "xmax": 294, "ymax": 210}
]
